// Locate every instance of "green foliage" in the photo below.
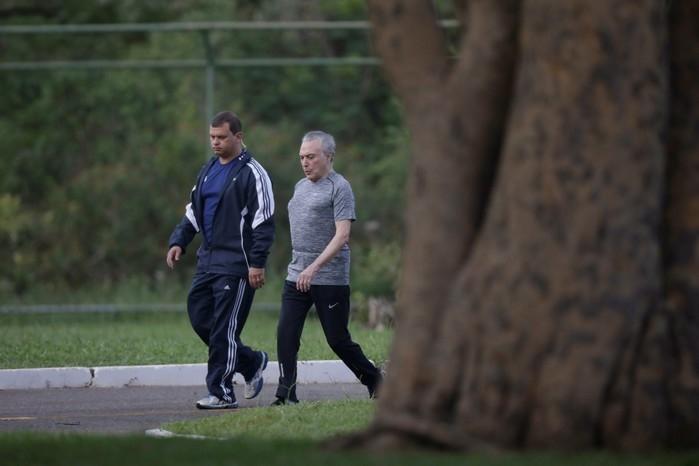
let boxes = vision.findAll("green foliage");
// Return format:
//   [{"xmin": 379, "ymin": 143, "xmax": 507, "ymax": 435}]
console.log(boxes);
[
  {"xmin": 0, "ymin": 1, "xmax": 408, "ymax": 302},
  {"xmin": 352, "ymin": 241, "xmax": 401, "ymax": 298}
]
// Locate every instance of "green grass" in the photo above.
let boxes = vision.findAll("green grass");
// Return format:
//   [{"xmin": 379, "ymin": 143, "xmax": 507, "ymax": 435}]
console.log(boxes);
[
  {"xmin": 0, "ymin": 308, "xmax": 392, "ymax": 369},
  {"xmin": 0, "ymin": 433, "xmax": 696, "ymax": 466},
  {"xmin": 166, "ymin": 399, "xmax": 374, "ymax": 440}
]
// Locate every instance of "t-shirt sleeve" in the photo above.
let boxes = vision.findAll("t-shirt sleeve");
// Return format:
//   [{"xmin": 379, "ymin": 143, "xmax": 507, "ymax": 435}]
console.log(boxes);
[{"xmin": 333, "ymin": 179, "xmax": 356, "ymax": 222}]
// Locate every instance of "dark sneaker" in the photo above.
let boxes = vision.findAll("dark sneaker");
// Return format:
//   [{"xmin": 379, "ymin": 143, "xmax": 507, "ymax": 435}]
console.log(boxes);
[
  {"xmin": 244, "ymin": 351, "xmax": 268, "ymax": 399},
  {"xmin": 195, "ymin": 395, "xmax": 238, "ymax": 410},
  {"xmin": 270, "ymin": 396, "xmax": 299, "ymax": 406},
  {"xmin": 368, "ymin": 373, "xmax": 383, "ymax": 399}
]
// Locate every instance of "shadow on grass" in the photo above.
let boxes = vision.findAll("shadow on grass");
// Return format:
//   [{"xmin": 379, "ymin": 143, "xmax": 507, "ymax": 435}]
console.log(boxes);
[{"xmin": 2, "ymin": 432, "xmax": 698, "ymax": 466}]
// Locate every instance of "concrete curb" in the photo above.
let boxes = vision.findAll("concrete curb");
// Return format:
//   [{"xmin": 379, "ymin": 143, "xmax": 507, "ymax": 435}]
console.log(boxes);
[
  {"xmin": 0, "ymin": 360, "xmax": 359, "ymax": 390},
  {"xmin": 0, "ymin": 367, "xmax": 93, "ymax": 389}
]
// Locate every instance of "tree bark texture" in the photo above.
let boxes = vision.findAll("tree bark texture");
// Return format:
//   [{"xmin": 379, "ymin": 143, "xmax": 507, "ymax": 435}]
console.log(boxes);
[
  {"xmin": 364, "ymin": 0, "xmax": 520, "ymax": 442},
  {"xmin": 344, "ymin": 0, "xmax": 699, "ymax": 451},
  {"xmin": 660, "ymin": 0, "xmax": 699, "ymax": 447}
]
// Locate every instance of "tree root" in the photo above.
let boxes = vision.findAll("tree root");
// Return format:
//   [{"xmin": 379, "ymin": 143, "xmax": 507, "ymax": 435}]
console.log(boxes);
[{"xmin": 324, "ymin": 415, "xmax": 500, "ymax": 453}]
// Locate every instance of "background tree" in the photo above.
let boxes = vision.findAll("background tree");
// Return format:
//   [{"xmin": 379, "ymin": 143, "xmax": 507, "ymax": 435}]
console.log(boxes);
[{"xmin": 344, "ymin": 0, "xmax": 699, "ymax": 451}]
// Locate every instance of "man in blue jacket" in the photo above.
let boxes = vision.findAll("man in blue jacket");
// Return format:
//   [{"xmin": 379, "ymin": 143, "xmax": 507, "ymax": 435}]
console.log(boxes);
[{"xmin": 167, "ymin": 111, "xmax": 274, "ymax": 409}]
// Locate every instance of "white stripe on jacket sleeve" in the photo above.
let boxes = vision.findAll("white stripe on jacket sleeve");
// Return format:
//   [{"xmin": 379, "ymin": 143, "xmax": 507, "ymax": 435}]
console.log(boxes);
[
  {"xmin": 247, "ymin": 160, "xmax": 275, "ymax": 229},
  {"xmin": 185, "ymin": 202, "xmax": 200, "ymax": 232}
]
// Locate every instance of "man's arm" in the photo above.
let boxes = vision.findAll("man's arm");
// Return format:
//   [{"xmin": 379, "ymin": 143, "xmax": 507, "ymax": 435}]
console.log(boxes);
[
  {"xmin": 166, "ymin": 163, "xmax": 209, "ymax": 270},
  {"xmin": 166, "ymin": 202, "xmax": 199, "ymax": 269},
  {"xmin": 296, "ymin": 220, "xmax": 351, "ymax": 292},
  {"xmin": 246, "ymin": 161, "xmax": 275, "ymax": 288}
]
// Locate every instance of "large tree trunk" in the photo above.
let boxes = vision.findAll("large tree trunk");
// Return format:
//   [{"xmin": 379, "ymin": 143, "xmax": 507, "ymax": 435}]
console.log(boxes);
[
  {"xmin": 661, "ymin": 0, "xmax": 699, "ymax": 447},
  {"xmin": 337, "ymin": 0, "xmax": 699, "ymax": 451}
]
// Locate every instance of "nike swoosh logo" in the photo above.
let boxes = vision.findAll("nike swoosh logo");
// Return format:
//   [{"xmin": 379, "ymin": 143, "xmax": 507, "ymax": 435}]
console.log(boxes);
[{"xmin": 328, "ymin": 303, "xmax": 339, "ymax": 309}]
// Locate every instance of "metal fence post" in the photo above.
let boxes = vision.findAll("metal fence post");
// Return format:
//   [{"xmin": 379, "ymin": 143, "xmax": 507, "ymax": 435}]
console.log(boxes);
[{"xmin": 201, "ymin": 30, "xmax": 215, "ymax": 158}]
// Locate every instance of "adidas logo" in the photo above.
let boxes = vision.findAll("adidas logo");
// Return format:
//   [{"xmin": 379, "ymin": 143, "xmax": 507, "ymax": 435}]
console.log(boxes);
[{"xmin": 224, "ymin": 285, "xmax": 231, "ymax": 290}]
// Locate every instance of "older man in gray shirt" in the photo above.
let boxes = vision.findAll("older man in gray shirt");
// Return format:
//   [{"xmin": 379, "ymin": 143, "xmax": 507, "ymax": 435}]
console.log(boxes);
[{"xmin": 272, "ymin": 130, "xmax": 382, "ymax": 405}]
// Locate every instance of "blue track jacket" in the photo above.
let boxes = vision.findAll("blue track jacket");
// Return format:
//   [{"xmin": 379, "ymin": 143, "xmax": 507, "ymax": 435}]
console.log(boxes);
[{"xmin": 168, "ymin": 150, "xmax": 275, "ymax": 276}]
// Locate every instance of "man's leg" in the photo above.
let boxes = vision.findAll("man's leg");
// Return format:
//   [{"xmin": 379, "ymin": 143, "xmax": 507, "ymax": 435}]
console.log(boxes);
[
  {"xmin": 206, "ymin": 275, "xmax": 257, "ymax": 404},
  {"xmin": 187, "ymin": 272, "xmax": 215, "ymax": 345},
  {"xmin": 313, "ymin": 285, "xmax": 382, "ymax": 395},
  {"xmin": 275, "ymin": 281, "xmax": 312, "ymax": 402},
  {"xmin": 230, "ymin": 277, "xmax": 262, "ymax": 380},
  {"xmin": 229, "ymin": 276, "xmax": 269, "ymax": 400}
]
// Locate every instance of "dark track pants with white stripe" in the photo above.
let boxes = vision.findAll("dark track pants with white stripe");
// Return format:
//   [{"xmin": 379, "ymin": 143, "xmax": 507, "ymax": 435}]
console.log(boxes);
[
  {"xmin": 187, "ymin": 272, "xmax": 259, "ymax": 403},
  {"xmin": 275, "ymin": 280, "xmax": 381, "ymax": 401}
]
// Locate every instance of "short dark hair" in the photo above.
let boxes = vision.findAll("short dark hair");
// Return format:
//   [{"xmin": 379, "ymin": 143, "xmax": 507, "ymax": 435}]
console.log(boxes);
[{"xmin": 211, "ymin": 111, "xmax": 242, "ymax": 134}]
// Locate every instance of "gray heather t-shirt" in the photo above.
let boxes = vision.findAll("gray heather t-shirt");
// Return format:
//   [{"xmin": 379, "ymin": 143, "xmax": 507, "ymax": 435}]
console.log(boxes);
[{"xmin": 286, "ymin": 171, "xmax": 356, "ymax": 285}]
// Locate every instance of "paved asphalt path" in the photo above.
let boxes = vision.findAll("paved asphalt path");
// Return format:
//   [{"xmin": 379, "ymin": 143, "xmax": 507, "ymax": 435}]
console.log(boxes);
[{"xmin": 0, "ymin": 383, "xmax": 369, "ymax": 434}]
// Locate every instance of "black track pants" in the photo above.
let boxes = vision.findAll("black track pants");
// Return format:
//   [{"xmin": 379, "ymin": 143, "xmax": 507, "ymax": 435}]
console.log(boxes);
[
  {"xmin": 187, "ymin": 272, "xmax": 259, "ymax": 403},
  {"xmin": 275, "ymin": 280, "xmax": 380, "ymax": 401}
]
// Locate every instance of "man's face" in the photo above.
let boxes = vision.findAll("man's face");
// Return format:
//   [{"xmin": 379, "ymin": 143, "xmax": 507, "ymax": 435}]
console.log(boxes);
[
  {"xmin": 210, "ymin": 123, "xmax": 242, "ymax": 160},
  {"xmin": 299, "ymin": 138, "xmax": 331, "ymax": 182}
]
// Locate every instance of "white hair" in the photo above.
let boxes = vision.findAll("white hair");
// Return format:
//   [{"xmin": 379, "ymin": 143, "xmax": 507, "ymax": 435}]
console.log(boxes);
[{"xmin": 302, "ymin": 131, "xmax": 336, "ymax": 158}]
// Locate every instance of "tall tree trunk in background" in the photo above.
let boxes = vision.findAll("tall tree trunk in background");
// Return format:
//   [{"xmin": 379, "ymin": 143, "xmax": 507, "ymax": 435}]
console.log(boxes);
[
  {"xmin": 338, "ymin": 0, "xmax": 699, "ymax": 451},
  {"xmin": 661, "ymin": 0, "xmax": 699, "ymax": 447}
]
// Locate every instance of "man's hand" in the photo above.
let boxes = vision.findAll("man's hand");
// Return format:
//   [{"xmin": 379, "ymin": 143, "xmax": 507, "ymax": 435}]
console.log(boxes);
[
  {"xmin": 296, "ymin": 264, "xmax": 319, "ymax": 292},
  {"xmin": 249, "ymin": 267, "xmax": 266, "ymax": 289},
  {"xmin": 166, "ymin": 246, "xmax": 182, "ymax": 269}
]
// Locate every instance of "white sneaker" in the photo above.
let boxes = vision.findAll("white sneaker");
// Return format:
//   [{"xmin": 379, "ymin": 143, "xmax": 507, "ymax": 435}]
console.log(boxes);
[
  {"xmin": 195, "ymin": 395, "xmax": 238, "ymax": 410},
  {"xmin": 244, "ymin": 351, "xmax": 268, "ymax": 399}
]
